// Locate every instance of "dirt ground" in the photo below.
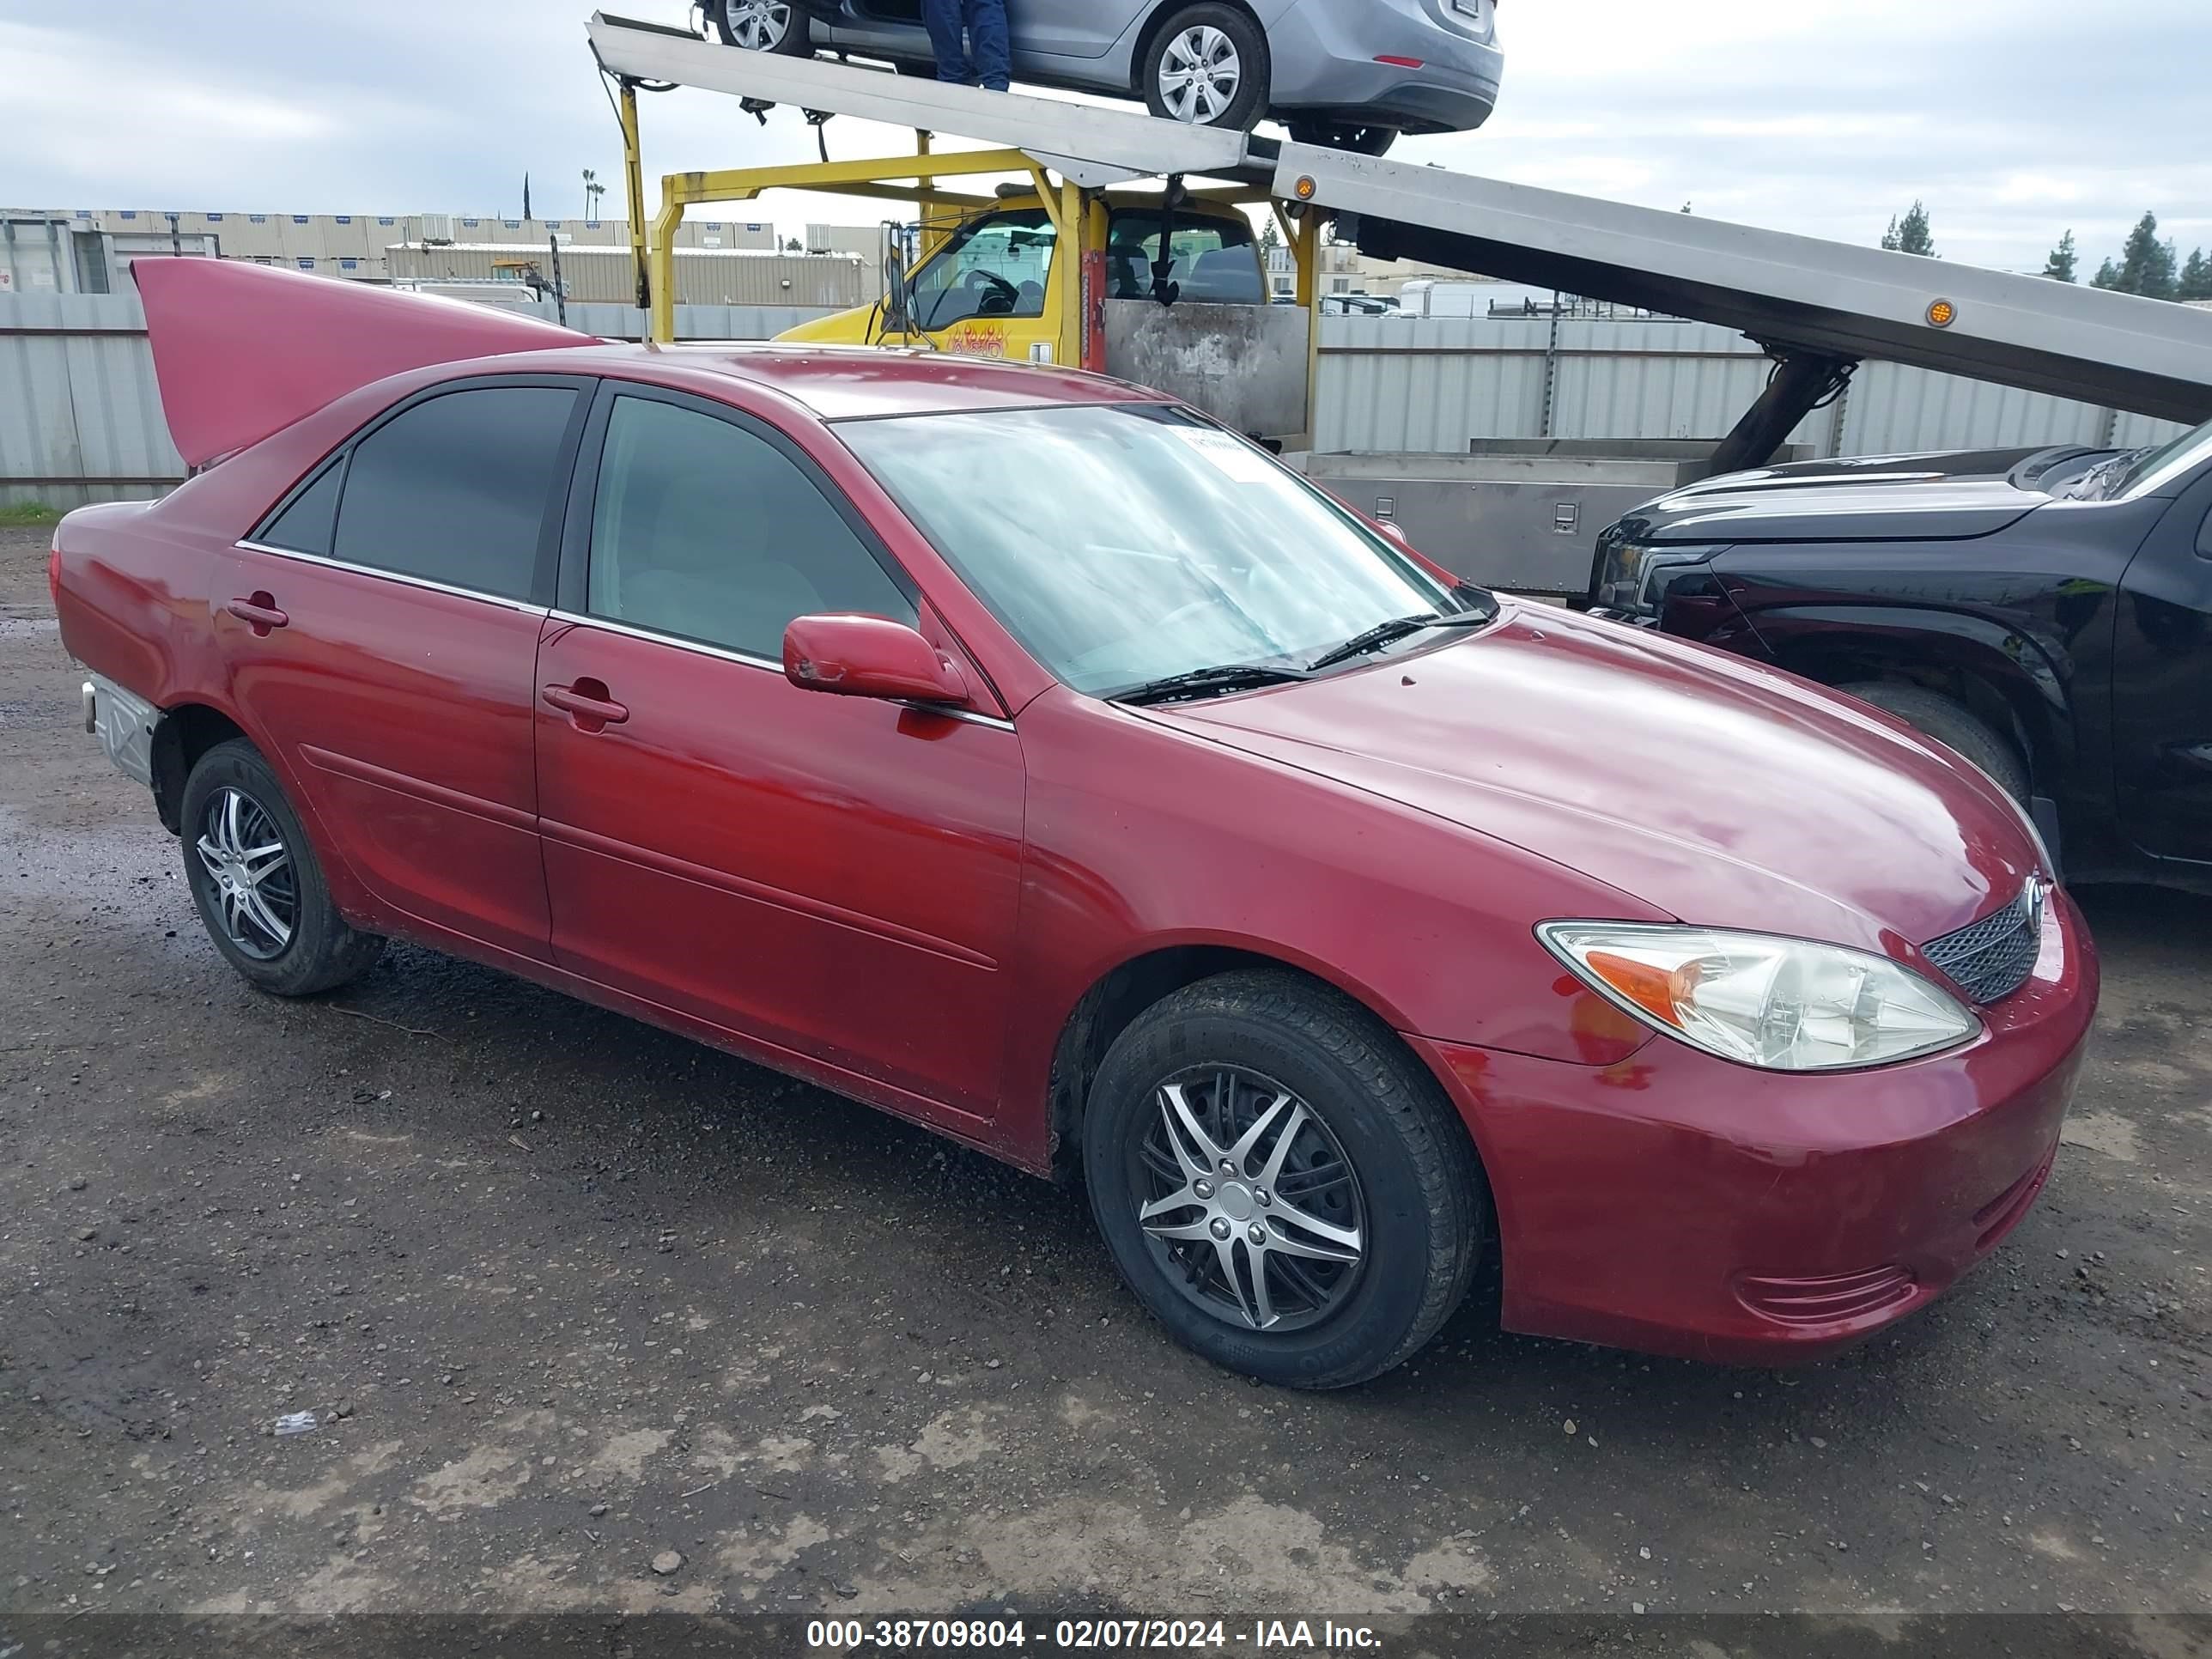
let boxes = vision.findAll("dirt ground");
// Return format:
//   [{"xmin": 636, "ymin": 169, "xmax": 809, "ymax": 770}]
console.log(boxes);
[{"xmin": 3, "ymin": 522, "xmax": 2209, "ymax": 1634}]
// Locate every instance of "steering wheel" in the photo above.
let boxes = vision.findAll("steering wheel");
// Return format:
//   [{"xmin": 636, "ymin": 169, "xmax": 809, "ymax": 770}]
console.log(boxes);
[{"xmin": 963, "ymin": 269, "xmax": 1021, "ymax": 315}]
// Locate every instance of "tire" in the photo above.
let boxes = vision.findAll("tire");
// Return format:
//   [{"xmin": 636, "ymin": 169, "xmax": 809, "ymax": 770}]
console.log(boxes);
[
  {"xmin": 1083, "ymin": 969, "xmax": 1483, "ymax": 1389},
  {"xmin": 1141, "ymin": 4, "xmax": 1269, "ymax": 131},
  {"xmin": 711, "ymin": 0, "xmax": 812, "ymax": 55},
  {"xmin": 1839, "ymin": 682, "xmax": 2030, "ymax": 803},
  {"xmin": 179, "ymin": 738, "xmax": 384, "ymax": 997},
  {"xmin": 1288, "ymin": 119, "xmax": 1399, "ymax": 157}
]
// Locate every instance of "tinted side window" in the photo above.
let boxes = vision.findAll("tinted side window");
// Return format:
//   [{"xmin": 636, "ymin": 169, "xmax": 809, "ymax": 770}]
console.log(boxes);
[
  {"xmin": 586, "ymin": 395, "xmax": 914, "ymax": 660},
  {"xmin": 332, "ymin": 386, "xmax": 577, "ymax": 600},
  {"xmin": 259, "ymin": 460, "xmax": 343, "ymax": 556}
]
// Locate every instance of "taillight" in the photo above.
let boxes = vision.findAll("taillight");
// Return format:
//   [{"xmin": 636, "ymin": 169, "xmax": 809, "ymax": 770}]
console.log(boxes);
[{"xmin": 48, "ymin": 546, "xmax": 64, "ymax": 609}]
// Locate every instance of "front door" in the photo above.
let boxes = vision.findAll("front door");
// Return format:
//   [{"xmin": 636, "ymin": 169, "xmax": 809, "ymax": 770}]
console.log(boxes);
[
  {"xmin": 2112, "ymin": 467, "xmax": 2212, "ymax": 866},
  {"xmin": 533, "ymin": 385, "xmax": 1025, "ymax": 1125},
  {"xmin": 216, "ymin": 379, "xmax": 586, "ymax": 960}
]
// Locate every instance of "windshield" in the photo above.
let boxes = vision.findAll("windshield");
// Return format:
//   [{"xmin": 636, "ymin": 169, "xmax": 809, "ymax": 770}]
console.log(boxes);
[
  {"xmin": 839, "ymin": 404, "xmax": 1462, "ymax": 696},
  {"xmin": 2111, "ymin": 416, "xmax": 2212, "ymax": 499}
]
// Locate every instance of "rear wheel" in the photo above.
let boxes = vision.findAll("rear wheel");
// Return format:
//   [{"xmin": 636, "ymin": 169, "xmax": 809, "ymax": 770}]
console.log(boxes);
[
  {"xmin": 1288, "ymin": 119, "xmax": 1399, "ymax": 157},
  {"xmin": 1083, "ymin": 970, "xmax": 1483, "ymax": 1389},
  {"xmin": 711, "ymin": 0, "xmax": 811, "ymax": 55},
  {"xmin": 1141, "ymin": 5, "xmax": 1269, "ymax": 131},
  {"xmin": 180, "ymin": 739, "xmax": 384, "ymax": 997},
  {"xmin": 1839, "ymin": 682, "xmax": 2029, "ymax": 803}
]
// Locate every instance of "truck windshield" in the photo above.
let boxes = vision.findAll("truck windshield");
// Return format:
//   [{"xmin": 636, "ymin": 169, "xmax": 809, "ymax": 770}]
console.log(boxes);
[{"xmin": 839, "ymin": 403, "xmax": 1462, "ymax": 697}]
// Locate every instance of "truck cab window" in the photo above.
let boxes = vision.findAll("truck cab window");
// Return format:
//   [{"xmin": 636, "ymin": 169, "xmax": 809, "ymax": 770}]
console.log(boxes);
[
  {"xmin": 909, "ymin": 209, "xmax": 1059, "ymax": 331},
  {"xmin": 1105, "ymin": 212, "xmax": 1263, "ymax": 304}
]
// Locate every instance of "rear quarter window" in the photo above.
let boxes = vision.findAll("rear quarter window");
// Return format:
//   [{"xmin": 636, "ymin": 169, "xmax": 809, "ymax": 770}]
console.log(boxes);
[{"xmin": 257, "ymin": 460, "xmax": 343, "ymax": 556}]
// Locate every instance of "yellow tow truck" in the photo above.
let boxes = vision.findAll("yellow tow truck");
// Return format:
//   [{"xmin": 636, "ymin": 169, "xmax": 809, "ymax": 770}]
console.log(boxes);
[{"xmin": 601, "ymin": 15, "xmax": 1328, "ymax": 441}]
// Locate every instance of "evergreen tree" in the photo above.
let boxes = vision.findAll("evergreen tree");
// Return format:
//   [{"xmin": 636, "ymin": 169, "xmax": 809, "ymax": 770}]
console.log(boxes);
[
  {"xmin": 1261, "ymin": 217, "xmax": 1282, "ymax": 251},
  {"xmin": 2112, "ymin": 212, "xmax": 2178, "ymax": 300},
  {"xmin": 2092, "ymin": 257, "xmax": 2121, "ymax": 290},
  {"xmin": 2181, "ymin": 248, "xmax": 2212, "ymax": 303},
  {"xmin": 1881, "ymin": 200, "xmax": 1935, "ymax": 256},
  {"xmin": 2041, "ymin": 230, "xmax": 2077, "ymax": 283}
]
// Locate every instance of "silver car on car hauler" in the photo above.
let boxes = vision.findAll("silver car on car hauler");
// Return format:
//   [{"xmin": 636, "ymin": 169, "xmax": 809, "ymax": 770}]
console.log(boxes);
[{"xmin": 706, "ymin": 0, "xmax": 1504, "ymax": 153}]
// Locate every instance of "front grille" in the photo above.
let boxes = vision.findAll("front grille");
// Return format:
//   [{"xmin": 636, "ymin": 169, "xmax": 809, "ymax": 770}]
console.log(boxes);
[{"xmin": 1922, "ymin": 882, "xmax": 2044, "ymax": 1006}]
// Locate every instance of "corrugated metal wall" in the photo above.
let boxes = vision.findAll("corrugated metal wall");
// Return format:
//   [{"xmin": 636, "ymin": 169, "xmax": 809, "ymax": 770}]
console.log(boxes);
[
  {"xmin": 384, "ymin": 245, "xmax": 866, "ymax": 307},
  {"xmin": 0, "ymin": 291, "xmax": 182, "ymax": 506},
  {"xmin": 0, "ymin": 294, "xmax": 842, "ymax": 507},
  {"xmin": 1315, "ymin": 317, "xmax": 2191, "ymax": 459},
  {"xmin": 7, "ymin": 295, "xmax": 2198, "ymax": 508}
]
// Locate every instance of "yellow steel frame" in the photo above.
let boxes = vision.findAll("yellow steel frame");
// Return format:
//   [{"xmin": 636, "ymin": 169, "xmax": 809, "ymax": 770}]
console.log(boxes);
[
  {"xmin": 647, "ymin": 146, "xmax": 1051, "ymax": 345},
  {"xmin": 617, "ymin": 98, "xmax": 1322, "ymax": 433}
]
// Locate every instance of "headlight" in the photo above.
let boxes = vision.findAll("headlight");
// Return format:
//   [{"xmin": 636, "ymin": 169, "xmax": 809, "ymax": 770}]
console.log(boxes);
[
  {"xmin": 1589, "ymin": 538, "xmax": 1720, "ymax": 615},
  {"xmin": 1537, "ymin": 922, "xmax": 1982, "ymax": 1072}
]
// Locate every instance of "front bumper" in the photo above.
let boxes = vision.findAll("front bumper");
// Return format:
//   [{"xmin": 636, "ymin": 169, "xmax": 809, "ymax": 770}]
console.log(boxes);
[
  {"xmin": 1271, "ymin": 0, "xmax": 1504, "ymax": 133},
  {"xmin": 1411, "ymin": 884, "xmax": 2099, "ymax": 1365}
]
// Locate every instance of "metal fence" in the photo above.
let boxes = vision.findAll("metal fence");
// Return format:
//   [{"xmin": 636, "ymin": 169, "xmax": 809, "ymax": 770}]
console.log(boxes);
[
  {"xmin": 6, "ymin": 293, "xmax": 2197, "ymax": 508},
  {"xmin": 0, "ymin": 293, "xmax": 841, "ymax": 508},
  {"xmin": 1315, "ymin": 316, "xmax": 2190, "ymax": 458}
]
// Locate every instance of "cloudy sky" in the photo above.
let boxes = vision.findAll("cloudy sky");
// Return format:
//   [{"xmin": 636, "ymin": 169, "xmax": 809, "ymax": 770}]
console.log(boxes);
[{"xmin": 4, "ymin": 0, "xmax": 2207, "ymax": 275}]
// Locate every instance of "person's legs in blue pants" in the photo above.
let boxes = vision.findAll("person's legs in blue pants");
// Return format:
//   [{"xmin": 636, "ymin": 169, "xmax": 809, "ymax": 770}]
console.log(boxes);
[
  {"xmin": 923, "ymin": 0, "xmax": 1010, "ymax": 91},
  {"xmin": 922, "ymin": 0, "xmax": 973, "ymax": 85},
  {"xmin": 965, "ymin": 0, "xmax": 1011, "ymax": 92}
]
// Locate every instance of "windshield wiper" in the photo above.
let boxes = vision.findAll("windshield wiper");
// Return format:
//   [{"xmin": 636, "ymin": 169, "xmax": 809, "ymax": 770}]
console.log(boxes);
[
  {"xmin": 1304, "ymin": 605, "xmax": 1495, "ymax": 672},
  {"xmin": 1112, "ymin": 663, "xmax": 1312, "ymax": 707}
]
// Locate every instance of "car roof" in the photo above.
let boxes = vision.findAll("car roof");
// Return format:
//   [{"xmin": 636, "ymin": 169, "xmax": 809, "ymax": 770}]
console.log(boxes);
[{"xmin": 561, "ymin": 342, "xmax": 1171, "ymax": 422}]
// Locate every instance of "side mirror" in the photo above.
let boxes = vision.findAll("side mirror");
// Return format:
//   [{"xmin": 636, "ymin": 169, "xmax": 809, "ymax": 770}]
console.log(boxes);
[{"xmin": 783, "ymin": 613, "xmax": 971, "ymax": 708}]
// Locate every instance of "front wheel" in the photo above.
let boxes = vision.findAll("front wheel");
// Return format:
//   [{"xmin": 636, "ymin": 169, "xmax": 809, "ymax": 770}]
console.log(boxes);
[
  {"xmin": 1838, "ymin": 682, "xmax": 2029, "ymax": 804},
  {"xmin": 711, "ymin": 0, "xmax": 811, "ymax": 55},
  {"xmin": 1141, "ymin": 4, "xmax": 1269, "ymax": 131},
  {"xmin": 180, "ymin": 739, "xmax": 384, "ymax": 997},
  {"xmin": 1287, "ymin": 119, "xmax": 1399, "ymax": 157},
  {"xmin": 1083, "ymin": 970, "xmax": 1484, "ymax": 1389}
]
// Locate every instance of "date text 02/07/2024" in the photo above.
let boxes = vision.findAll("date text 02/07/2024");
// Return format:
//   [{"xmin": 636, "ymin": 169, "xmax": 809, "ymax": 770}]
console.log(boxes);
[{"xmin": 805, "ymin": 1618, "xmax": 1383, "ymax": 1650}]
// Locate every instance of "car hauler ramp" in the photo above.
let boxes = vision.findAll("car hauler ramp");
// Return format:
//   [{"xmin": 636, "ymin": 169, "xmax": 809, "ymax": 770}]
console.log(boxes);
[
  {"xmin": 1277, "ymin": 143, "xmax": 2212, "ymax": 447},
  {"xmin": 588, "ymin": 11, "xmax": 2212, "ymax": 462}
]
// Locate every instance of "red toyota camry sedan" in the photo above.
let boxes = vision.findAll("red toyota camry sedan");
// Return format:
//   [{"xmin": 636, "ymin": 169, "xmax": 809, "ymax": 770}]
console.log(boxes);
[{"xmin": 53, "ymin": 261, "xmax": 2097, "ymax": 1388}]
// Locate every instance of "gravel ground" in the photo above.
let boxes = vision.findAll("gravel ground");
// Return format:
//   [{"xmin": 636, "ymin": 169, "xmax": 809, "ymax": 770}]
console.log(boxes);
[{"xmin": 2, "ymin": 522, "xmax": 2208, "ymax": 1631}]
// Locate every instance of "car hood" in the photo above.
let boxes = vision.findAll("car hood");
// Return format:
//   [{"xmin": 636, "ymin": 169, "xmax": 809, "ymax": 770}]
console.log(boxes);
[
  {"xmin": 1619, "ymin": 446, "xmax": 2064, "ymax": 546},
  {"xmin": 1149, "ymin": 604, "xmax": 2039, "ymax": 957}
]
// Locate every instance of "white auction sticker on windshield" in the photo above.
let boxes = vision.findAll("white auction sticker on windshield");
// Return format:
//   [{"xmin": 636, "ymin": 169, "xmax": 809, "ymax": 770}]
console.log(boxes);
[{"xmin": 1172, "ymin": 425, "xmax": 1279, "ymax": 483}]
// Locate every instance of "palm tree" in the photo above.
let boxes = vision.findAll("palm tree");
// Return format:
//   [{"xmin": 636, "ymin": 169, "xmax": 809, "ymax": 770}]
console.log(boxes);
[{"xmin": 582, "ymin": 169, "xmax": 606, "ymax": 222}]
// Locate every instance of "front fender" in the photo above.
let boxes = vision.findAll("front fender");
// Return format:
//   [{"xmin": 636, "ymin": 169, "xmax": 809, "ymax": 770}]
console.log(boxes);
[{"xmin": 1726, "ymin": 598, "xmax": 2078, "ymax": 786}]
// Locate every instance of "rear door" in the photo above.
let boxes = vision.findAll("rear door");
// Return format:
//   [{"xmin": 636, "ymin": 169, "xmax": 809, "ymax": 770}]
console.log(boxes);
[
  {"xmin": 1009, "ymin": 0, "xmax": 1136, "ymax": 59},
  {"xmin": 216, "ymin": 376, "xmax": 589, "ymax": 961},
  {"xmin": 2112, "ymin": 466, "xmax": 2212, "ymax": 865},
  {"xmin": 533, "ymin": 384, "xmax": 1025, "ymax": 1126}
]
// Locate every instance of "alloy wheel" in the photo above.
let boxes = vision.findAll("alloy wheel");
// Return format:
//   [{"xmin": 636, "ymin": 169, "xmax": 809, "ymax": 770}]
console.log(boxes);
[
  {"xmin": 195, "ymin": 787, "xmax": 297, "ymax": 961},
  {"xmin": 724, "ymin": 0, "xmax": 792, "ymax": 50},
  {"xmin": 1157, "ymin": 26, "xmax": 1242, "ymax": 125},
  {"xmin": 1132, "ymin": 1066, "xmax": 1367, "ymax": 1333}
]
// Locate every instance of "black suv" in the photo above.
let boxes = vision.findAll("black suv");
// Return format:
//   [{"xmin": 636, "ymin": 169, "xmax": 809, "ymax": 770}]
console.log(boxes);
[{"xmin": 1583, "ymin": 418, "xmax": 2212, "ymax": 892}]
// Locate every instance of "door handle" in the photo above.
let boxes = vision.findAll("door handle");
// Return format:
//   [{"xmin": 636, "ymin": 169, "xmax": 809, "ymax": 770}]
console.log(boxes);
[
  {"xmin": 225, "ymin": 595, "xmax": 289, "ymax": 635},
  {"xmin": 543, "ymin": 682, "xmax": 629, "ymax": 729}
]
